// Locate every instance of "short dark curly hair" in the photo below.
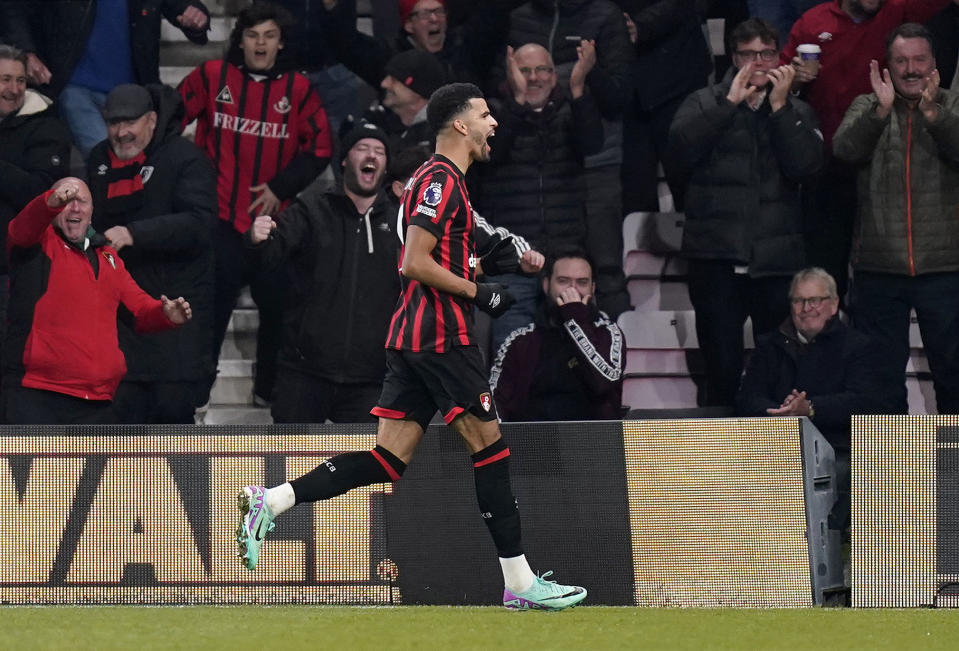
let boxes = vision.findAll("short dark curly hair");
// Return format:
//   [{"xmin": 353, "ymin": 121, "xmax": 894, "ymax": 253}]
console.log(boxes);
[
  {"xmin": 729, "ymin": 17, "xmax": 780, "ymax": 52},
  {"xmin": 426, "ymin": 83, "xmax": 485, "ymax": 135},
  {"xmin": 226, "ymin": 2, "xmax": 294, "ymax": 71}
]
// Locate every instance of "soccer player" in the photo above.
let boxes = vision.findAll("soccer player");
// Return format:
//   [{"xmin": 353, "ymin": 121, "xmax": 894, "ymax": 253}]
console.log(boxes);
[{"xmin": 235, "ymin": 83, "xmax": 587, "ymax": 611}]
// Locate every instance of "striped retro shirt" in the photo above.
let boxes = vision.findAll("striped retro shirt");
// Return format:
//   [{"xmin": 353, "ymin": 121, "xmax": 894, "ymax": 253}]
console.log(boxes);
[{"xmin": 178, "ymin": 59, "xmax": 331, "ymax": 232}]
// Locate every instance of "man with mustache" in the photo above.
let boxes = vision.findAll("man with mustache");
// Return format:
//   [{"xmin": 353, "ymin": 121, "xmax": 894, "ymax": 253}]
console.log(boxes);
[
  {"xmin": 781, "ymin": 0, "xmax": 953, "ymax": 307},
  {"xmin": 669, "ymin": 18, "xmax": 824, "ymax": 408},
  {"xmin": 87, "ymin": 83, "xmax": 216, "ymax": 424},
  {"xmin": 833, "ymin": 22, "xmax": 959, "ymax": 414}
]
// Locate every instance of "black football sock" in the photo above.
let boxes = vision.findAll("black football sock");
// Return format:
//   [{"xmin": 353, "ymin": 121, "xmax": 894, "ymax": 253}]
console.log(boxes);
[
  {"xmin": 289, "ymin": 445, "xmax": 406, "ymax": 504},
  {"xmin": 472, "ymin": 438, "xmax": 523, "ymax": 557}
]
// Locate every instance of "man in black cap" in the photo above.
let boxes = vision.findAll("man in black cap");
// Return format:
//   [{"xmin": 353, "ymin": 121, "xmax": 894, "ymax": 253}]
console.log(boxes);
[
  {"xmin": 87, "ymin": 82, "xmax": 216, "ymax": 424},
  {"xmin": 364, "ymin": 49, "xmax": 448, "ymax": 156},
  {"xmin": 246, "ymin": 121, "xmax": 399, "ymax": 423}
]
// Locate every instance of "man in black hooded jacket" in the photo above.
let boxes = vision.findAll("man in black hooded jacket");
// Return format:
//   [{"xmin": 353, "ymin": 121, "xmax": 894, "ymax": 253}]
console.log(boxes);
[{"xmin": 87, "ymin": 83, "xmax": 216, "ymax": 424}]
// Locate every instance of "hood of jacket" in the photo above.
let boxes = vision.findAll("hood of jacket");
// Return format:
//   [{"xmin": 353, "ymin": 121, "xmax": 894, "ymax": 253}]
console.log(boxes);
[{"xmin": 144, "ymin": 83, "xmax": 186, "ymax": 152}]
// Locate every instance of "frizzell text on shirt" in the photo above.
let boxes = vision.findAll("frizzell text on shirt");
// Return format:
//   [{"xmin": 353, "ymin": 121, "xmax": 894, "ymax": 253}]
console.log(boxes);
[{"xmin": 212, "ymin": 112, "xmax": 290, "ymax": 139}]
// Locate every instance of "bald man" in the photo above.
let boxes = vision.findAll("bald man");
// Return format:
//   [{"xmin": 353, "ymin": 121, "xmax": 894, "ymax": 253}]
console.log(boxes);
[
  {"xmin": 2, "ymin": 178, "xmax": 192, "ymax": 424},
  {"xmin": 476, "ymin": 41, "xmax": 604, "ymax": 354}
]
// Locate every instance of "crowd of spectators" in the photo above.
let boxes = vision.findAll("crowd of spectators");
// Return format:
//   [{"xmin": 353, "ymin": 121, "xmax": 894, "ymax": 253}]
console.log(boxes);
[{"xmin": 2, "ymin": 0, "xmax": 959, "ymax": 425}]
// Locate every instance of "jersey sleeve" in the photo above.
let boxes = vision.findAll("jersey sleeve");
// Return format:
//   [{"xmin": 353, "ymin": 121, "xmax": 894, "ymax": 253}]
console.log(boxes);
[
  {"xmin": 406, "ymin": 170, "xmax": 463, "ymax": 241},
  {"xmin": 296, "ymin": 83, "xmax": 332, "ymax": 159},
  {"xmin": 177, "ymin": 62, "xmax": 210, "ymax": 129}
]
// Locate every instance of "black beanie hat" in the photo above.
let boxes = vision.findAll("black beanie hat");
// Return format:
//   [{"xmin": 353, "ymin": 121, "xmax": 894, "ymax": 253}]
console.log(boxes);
[
  {"xmin": 339, "ymin": 121, "xmax": 391, "ymax": 163},
  {"xmin": 384, "ymin": 49, "xmax": 447, "ymax": 99}
]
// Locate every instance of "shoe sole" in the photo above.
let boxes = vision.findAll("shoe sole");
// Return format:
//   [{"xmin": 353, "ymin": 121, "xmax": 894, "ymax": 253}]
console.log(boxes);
[
  {"xmin": 504, "ymin": 590, "xmax": 587, "ymax": 611},
  {"xmin": 235, "ymin": 489, "xmax": 254, "ymax": 570}
]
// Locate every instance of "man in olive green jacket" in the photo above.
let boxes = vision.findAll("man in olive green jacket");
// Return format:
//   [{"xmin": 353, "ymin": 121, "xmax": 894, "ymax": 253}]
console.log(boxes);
[{"xmin": 833, "ymin": 22, "xmax": 959, "ymax": 414}]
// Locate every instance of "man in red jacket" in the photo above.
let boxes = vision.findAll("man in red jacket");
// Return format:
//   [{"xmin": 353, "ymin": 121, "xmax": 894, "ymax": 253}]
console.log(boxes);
[{"xmin": 2, "ymin": 178, "xmax": 192, "ymax": 424}]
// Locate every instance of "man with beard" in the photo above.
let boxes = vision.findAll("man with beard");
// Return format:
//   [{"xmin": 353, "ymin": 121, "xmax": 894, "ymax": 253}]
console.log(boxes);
[
  {"xmin": 236, "ymin": 84, "xmax": 587, "ymax": 612},
  {"xmin": 833, "ymin": 22, "xmax": 959, "ymax": 414},
  {"xmin": 669, "ymin": 18, "xmax": 824, "ymax": 408},
  {"xmin": 781, "ymin": 0, "xmax": 953, "ymax": 303},
  {"xmin": 87, "ymin": 83, "xmax": 216, "ymax": 424},
  {"xmin": 247, "ymin": 122, "xmax": 397, "ymax": 423},
  {"xmin": 489, "ymin": 247, "xmax": 623, "ymax": 422}
]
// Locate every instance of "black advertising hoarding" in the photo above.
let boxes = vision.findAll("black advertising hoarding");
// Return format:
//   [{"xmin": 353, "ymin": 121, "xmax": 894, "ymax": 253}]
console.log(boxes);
[{"xmin": 0, "ymin": 419, "xmax": 834, "ymax": 606}]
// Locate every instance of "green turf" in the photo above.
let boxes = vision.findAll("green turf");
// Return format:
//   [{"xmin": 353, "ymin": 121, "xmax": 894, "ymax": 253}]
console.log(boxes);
[{"xmin": 2, "ymin": 606, "xmax": 957, "ymax": 650}]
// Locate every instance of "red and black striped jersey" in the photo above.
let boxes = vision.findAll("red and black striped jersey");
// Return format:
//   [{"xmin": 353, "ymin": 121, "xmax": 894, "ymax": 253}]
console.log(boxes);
[
  {"xmin": 178, "ymin": 60, "xmax": 331, "ymax": 232},
  {"xmin": 385, "ymin": 154, "xmax": 477, "ymax": 353}
]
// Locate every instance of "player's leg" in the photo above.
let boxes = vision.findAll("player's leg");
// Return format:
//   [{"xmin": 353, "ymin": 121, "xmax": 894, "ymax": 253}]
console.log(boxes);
[
  {"xmin": 236, "ymin": 418, "xmax": 418, "ymax": 570},
  {"xmin": 236, "ymin": 350, "xmax": 430, "ymax": 570},
  {"xmin": 450, "ymin": 413, "xmax": 586, "ymax": 611},
  {"xmin": 429, "ymin": 346, "xmax": 586, "ymax": 610}
]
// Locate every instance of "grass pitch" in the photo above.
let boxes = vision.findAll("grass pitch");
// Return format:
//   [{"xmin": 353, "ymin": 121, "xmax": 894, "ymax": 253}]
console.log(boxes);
[{"xmin": 2, "ymin": 606, "xmax": 957, "ymax": 650}]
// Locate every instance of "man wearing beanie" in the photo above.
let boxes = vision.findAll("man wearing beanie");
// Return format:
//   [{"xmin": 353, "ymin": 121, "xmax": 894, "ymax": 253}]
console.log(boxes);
[
  {"xmin": 245, "ymin": 122, "xmax": 399, "ymax": 423},
  {"xmin": 322, "ymin": 0, "xmax": 510, "ymax": 89}
]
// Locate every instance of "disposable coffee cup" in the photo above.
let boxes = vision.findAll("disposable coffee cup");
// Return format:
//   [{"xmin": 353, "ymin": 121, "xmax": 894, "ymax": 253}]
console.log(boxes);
[{"xmin": 797, "ymin": 44, "xmax": 821, "ymax": 75}]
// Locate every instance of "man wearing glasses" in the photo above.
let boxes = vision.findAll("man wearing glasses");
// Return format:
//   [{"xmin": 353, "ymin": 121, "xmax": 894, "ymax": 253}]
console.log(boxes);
[
  {"xmin": 736, "ymin": 267, "xmax": 888, "ymax": 548},
  {"xmin": 322, "ymin": 0, "xmax": 508, "ymax": 87},
  {"xmin": 477, "ymin": 41, "xmax": 603, "ymax": 354},
  {"xmin": 669, "ymin": 18, "xmax": 824, "ymax": 408}
]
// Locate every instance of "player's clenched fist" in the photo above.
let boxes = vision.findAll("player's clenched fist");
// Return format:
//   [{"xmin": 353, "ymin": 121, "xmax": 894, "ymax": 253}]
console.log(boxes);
[
  {"xmin": 473, "ymin": 282, "xmax": 515, "ymax": 318},
  {"xmin": 250, "ymin": 214, "xmax": 277, "ymax": 244}
]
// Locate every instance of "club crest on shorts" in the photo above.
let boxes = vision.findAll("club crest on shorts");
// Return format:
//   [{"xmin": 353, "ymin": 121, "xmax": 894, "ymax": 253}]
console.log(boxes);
[
  {"xmin": 480, "ymin": 392, "xmax": 492, "ymax": 412},
  {"xmin": 422, "ymin": 182, "xmax": 443, "ymax": 207}
]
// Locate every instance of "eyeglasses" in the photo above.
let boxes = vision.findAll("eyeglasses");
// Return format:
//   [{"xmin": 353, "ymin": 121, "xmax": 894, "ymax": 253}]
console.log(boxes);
[
  {"xmin": 409, "ymin": 7, "xmax": 446, "ymax": 20},
  {"xmin": 790, "ymin": 296, "xmax": 833, "ymax": 309},
  {"xmin": 734, "ymin": 48, "xmax": 778, "ymax": 62},
  {"xmin": 518, "ymin": 65, "xmax": 554, "ymax": 77}
]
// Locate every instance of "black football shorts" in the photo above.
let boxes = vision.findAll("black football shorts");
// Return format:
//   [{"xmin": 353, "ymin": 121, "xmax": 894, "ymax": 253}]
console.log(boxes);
[{"xmin": 371, "ymin": 346, "xmax": 499, "ymax": 430}]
